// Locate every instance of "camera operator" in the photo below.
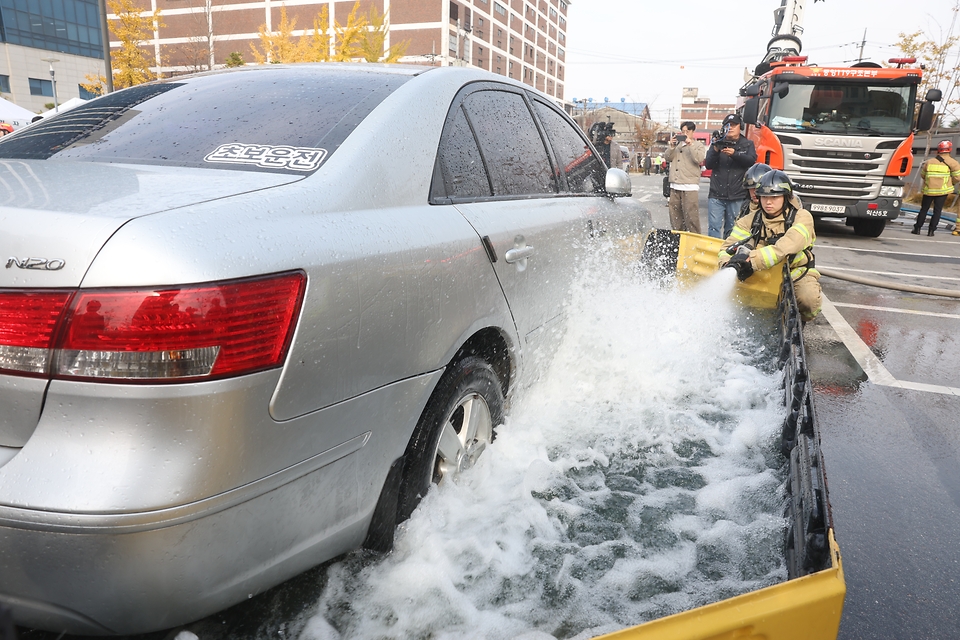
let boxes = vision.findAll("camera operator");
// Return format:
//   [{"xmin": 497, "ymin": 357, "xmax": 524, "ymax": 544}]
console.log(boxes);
[
  {"xmin": 589, "ymin": 122, "xmax": 624, "ymax": 171},
  {"xmin": 704, "ymin": 114, "xmax": 757, "ymax": 239},
  {"xmin": 664, "ymin": 121, "xmax": 706, "ymax": 233}
]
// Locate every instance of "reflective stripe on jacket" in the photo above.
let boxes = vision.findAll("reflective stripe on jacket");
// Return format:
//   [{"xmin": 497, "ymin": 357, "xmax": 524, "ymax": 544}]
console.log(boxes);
[{"xmin": 921, "ymin": 155, "xmax": 960, "ymax": 196}]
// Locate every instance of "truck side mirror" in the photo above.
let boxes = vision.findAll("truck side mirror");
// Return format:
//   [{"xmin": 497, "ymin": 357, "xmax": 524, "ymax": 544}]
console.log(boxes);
[
  {"xmin": 772, "ymin": 82, "xmax": 790, "ymax": 99},
  {"xmin": 925, "ymin": 88, "xmax": 943, "ymax": 102},
  {"xmin": 742, "ymin": 97, "xmax": 760, "ymax": 126},
  {"xmin": 743, "ymin": 83, "xmax": 762, "ymax": 97},
  {"xmin": 917, "ymin": 101, "xmax": 936, "ymax": 132}
]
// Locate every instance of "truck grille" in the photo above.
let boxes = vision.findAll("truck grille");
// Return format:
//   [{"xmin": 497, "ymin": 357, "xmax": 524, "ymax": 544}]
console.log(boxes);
[{"xmin": 780, "ymin": 137, "xmax": 894, "ymax": 201}]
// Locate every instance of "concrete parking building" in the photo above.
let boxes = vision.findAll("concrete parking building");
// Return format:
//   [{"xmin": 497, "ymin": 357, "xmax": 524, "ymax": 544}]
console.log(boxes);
[
  {"xmin": 680, "ymin": 87, "xmax": 736, "ymax": 136},
  {"xmin": 0, "ymin": 0, "xmax": 105, "ymax": 114},
  {"xmin": 148, "ymin": 0, "xmax": 570, "ymax": 100}
]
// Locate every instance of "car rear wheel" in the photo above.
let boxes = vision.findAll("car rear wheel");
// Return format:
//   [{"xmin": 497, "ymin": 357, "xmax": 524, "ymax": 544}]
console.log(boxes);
[
  {"xmin": 851, "ymin": 218, "xmax": 886, "ymax": 237},
  {"xmin": 397, "ymin": 356, "xmax": 504, "ymax": 521}
]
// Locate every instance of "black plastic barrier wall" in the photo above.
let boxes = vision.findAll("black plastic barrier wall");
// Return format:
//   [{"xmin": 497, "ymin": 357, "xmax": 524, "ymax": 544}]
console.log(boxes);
[{"xmin": 777, "ymin": 268, "xmax": 833, "ymax": 579}]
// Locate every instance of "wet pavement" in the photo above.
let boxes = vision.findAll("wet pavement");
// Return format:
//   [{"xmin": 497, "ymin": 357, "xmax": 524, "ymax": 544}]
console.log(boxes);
[{"xmin": 633, "ymin": 171, "xmax": 960, "ymax": 639}]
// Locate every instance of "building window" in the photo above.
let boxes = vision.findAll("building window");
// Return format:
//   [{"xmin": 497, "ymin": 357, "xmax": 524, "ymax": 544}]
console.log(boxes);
[
  {"xmin": 0, "ymin": 75, "xmax": 9, "ymax": 93},
  {"xmin": 29, "ymin": 78, "xmax": 54, "ymax": 97},
  {"xmin": 2, "ymin": 0, "xmax": 104, "ymax": 59},
  {"xmin": 450, "ymin": 2, "xmax": 459, "ymax": 21},
  {"xmin": 78, "ymin": 84, "xmax": 97, "ymax": 99},
  {"xmin": 494, "ymin": 2, "xmax": 506, "ymax": 15},
  {"xmin": 549, "ymin": 7, "xmax": 557, "ymax": 18},
  {"xmin": 559, "ymin": 15, "xmax": 566, "ymax": 29}
]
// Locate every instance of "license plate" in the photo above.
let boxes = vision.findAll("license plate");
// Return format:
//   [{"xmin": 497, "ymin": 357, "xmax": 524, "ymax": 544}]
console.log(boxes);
[{"xmin": 809, "ymin": 203, "xmax": 846, "ymax": 214}]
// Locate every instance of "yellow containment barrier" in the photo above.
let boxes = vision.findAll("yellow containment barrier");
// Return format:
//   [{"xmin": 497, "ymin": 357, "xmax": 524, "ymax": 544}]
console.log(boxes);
[
  {"xmin": 596, "ymin": 532, "xmax": 845, "ymax": 640},
  {"xmin": 637, "ymin": 229, "xmax": 783, "ymax": 309}
]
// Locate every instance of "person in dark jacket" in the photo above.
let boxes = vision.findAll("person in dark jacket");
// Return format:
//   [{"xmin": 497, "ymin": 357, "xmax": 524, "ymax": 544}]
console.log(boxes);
[{"xmin": 704, "ymin": 114, "xmax": 757, "ymax": 239}]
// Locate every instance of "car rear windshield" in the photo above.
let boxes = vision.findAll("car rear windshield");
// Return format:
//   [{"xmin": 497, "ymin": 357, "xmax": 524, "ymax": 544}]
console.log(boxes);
[{"xmin": 0, "ymin": 67, "xmax": 414, "ymax": 175}]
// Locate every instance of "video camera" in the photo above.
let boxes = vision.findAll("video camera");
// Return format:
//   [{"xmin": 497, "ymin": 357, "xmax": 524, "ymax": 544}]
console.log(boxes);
[
  {"xmin": 589, "ymin": 121, "xmax": 616, "ymax": 144},
  {"xmin": 712, "ymin": 122, "xmax": 736, "ymax": 150}
]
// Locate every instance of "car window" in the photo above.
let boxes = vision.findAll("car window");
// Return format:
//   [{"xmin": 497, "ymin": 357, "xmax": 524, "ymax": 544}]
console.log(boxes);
[
  {"xmin": 533, "ymin": 99, "xmax": 606, "ymax": 194},
  {"xmin": 434, "ymin": 105, "xmax": 492, "ymax": 199},
  {"xmin": 0, "ymin": 68, "xmax": 413, "ymax": 175},
  {"xmin": 462, "ymin": 90, "xmax": 556, "ymax": 197}
]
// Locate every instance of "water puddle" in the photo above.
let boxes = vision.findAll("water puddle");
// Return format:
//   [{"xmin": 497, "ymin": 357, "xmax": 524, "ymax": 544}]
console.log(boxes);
[{"xmin": 301, "ymin": 252, "xmax": 787, "ymax": 640}]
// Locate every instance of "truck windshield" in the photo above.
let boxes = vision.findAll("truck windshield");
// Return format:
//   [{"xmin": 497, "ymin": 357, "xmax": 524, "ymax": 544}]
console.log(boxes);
[{"xmin": 768, "ymin": 82, "xmax": 915, "ymax": 136}]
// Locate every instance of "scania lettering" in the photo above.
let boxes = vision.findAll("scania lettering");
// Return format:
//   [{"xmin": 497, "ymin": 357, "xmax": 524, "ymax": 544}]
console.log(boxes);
[{"xmin": 737, "ymin": 0, "xmax": 940, "ymax": 238}]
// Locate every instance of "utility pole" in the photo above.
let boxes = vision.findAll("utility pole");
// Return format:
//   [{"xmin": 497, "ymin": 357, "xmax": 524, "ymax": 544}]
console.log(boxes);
[
  {"xmin": 98, "ymin": 0, "xmax": 113, "ymax": 92},
  {"xmin": 858, "ymin": 28, "xmax": 866, "ymax": 63}
]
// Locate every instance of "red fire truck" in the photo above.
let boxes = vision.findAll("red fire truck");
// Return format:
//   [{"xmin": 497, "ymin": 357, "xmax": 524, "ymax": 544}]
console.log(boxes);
[{"xmin": 738, "ymin": 1, "xmax": 939, "ymax": 237}]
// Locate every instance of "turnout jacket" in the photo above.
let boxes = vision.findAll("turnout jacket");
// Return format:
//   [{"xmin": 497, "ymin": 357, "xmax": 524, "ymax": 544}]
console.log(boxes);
[
  {"xmin": 718, "ymin": 202, "xmax": 817, "ymax": 281},
  {"xmin": 704, "ymin": 135, "xmax": 757, "ymax": 200},
  {"xmin": 921, "ymin": 154, "xmax": 960, "ymax": 196}
]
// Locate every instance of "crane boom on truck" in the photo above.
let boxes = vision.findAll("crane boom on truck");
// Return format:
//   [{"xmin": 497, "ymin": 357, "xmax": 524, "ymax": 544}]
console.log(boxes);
[{"xmin": 738, "ymin": 0, "xmax": 941, "ymax": 237}]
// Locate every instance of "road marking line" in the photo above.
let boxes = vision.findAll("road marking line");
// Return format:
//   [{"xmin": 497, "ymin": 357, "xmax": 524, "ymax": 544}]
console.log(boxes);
[
  {"xmin": 815, "ymin": 244, "xmax": 960, "ymax": 259},
  {"xmin": 819, "ymin": 295, "xmax": 960, "ymax": 397},
  {"xmin": 819, "ymin": 265, "xmax": 960, "ymax": 282},
  {"xmin": 831, "ymin": 301, "xmax": 960, "ymax": 320}
]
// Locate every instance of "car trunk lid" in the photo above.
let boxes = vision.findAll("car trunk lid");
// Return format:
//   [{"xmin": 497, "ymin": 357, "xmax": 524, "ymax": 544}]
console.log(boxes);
[{"xmin": 0, "ymin": 160, "xmax": 302, "ymax": 449}]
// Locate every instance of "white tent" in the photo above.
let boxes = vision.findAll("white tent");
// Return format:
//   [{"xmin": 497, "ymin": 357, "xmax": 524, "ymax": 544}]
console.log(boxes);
[
  {"xmin": 37, "ymin": 96, "xmax": 88, "ymax": 119},
  {"xmin": 0, "ymin": 96, "xmax": 37, "ymax": 130}
]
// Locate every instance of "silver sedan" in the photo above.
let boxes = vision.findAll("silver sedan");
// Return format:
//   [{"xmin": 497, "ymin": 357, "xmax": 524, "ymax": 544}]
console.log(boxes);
[{"xmin": 0, "ymin": 63, "xmax": 649, "ymax": 634}]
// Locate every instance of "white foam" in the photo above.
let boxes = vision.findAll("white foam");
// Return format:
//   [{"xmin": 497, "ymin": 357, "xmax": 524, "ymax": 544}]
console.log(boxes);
[{"xmin": 303, "ymin": 244, "xmax": 787, "ymax": 640}]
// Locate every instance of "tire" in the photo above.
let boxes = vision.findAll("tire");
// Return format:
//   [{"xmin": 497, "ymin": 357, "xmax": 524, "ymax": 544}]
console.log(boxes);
[
  {"xmin": 851, "ymin": 218, "xmax": 886, "ymax": 237},
  {"xmin": 397, "ymin": 356, "xmax": 504, "ymax": 521}
]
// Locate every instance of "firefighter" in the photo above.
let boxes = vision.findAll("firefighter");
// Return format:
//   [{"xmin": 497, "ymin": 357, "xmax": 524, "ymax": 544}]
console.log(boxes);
[
  {"xmin": 739, "ymin": 163, "xmax": 772, "ymax": 217},
  {"xmin": 913, "ymin": 140, "xmax": 960, "ymax": 236},
  {"xmin": 719, "ymin": 170, "xmax": 821, "ymax": 322}
]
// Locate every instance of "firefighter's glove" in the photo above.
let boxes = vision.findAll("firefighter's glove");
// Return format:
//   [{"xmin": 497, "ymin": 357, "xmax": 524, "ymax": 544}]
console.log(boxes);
[{"xmin": 724, "ymin": 252, "xmax": 754, "ymax": 282}]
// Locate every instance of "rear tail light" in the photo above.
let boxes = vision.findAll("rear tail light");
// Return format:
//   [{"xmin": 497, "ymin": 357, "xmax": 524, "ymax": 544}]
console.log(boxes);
[
  {"xmin": 0, "ymin": 272, "xmax": 306, "ymax": 382},
  {"xmin": 0, "ymin": 290, "xmax": 73, "ymax": 374}
]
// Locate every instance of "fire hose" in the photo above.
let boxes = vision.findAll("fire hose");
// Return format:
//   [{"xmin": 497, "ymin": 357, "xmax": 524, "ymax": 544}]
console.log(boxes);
[{"xmin": 818, "ymin": 267, "xmax": 960, "ymax": 299}]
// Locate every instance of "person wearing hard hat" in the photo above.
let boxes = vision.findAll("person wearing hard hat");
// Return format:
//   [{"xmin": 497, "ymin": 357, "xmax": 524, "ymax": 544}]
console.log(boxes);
[
  {"xmin": 718, "ymin": 170, "xmax": 821, "ymax": 322},
  {"xmin": 0, "ymin": 123, "xmax": 13, "ymax": 136},
  {"xmin": 913, "ymin": 140, "xmax": 960, "ymax": 236}
]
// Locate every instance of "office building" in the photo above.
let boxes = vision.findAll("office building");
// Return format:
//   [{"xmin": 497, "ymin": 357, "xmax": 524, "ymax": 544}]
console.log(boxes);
[{"xmin": 0, "ymin": 0, "xmax": 105, "ymax": 113}]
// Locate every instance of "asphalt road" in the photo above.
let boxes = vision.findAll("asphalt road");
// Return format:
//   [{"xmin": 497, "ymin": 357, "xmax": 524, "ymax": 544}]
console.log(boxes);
[{"xmin": 633, "ymin": 172, "xmax": 960, "ymax": 639}]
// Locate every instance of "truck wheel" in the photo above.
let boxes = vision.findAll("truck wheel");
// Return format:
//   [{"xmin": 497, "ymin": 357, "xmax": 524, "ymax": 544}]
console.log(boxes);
[
  {"xmin": 851, "ymin": 218, "xmax": 886, "ymax": 237},
  {"xmin": 397, "ymin": 356, "xmax": 504, "ymax": 521}
]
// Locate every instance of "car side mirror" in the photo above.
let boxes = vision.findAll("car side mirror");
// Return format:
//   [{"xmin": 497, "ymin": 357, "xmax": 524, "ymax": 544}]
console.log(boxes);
[
  {"xmin": 743, "ymin": 97, "xmax": 760, "ymax": 126},
  {"xmin": 605, "ymin": 167, "xmax": 632, "ymax": 197}
]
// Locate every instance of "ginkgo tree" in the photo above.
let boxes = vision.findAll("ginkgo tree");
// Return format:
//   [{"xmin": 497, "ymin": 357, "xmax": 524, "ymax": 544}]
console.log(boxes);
[
  {"xmin": 893, "ymin": 0, "xmax": 960, "ymax": 151},
  {"xmin": 80, "ymin": 0, "xmax": 164, "ymax": 96},
  {"xmin": 108, "ymin": 0, "xmax": 165, "ymax": 88},
  {"xmin": 251, "ymin": 1, "xmax": 407, "ymax": 64}
]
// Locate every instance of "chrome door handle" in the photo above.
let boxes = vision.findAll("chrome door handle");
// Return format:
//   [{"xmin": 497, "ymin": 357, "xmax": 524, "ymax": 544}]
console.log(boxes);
[{"xmin": 504, "ymin": 245, "xmax": 535, "ymax": 263}]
